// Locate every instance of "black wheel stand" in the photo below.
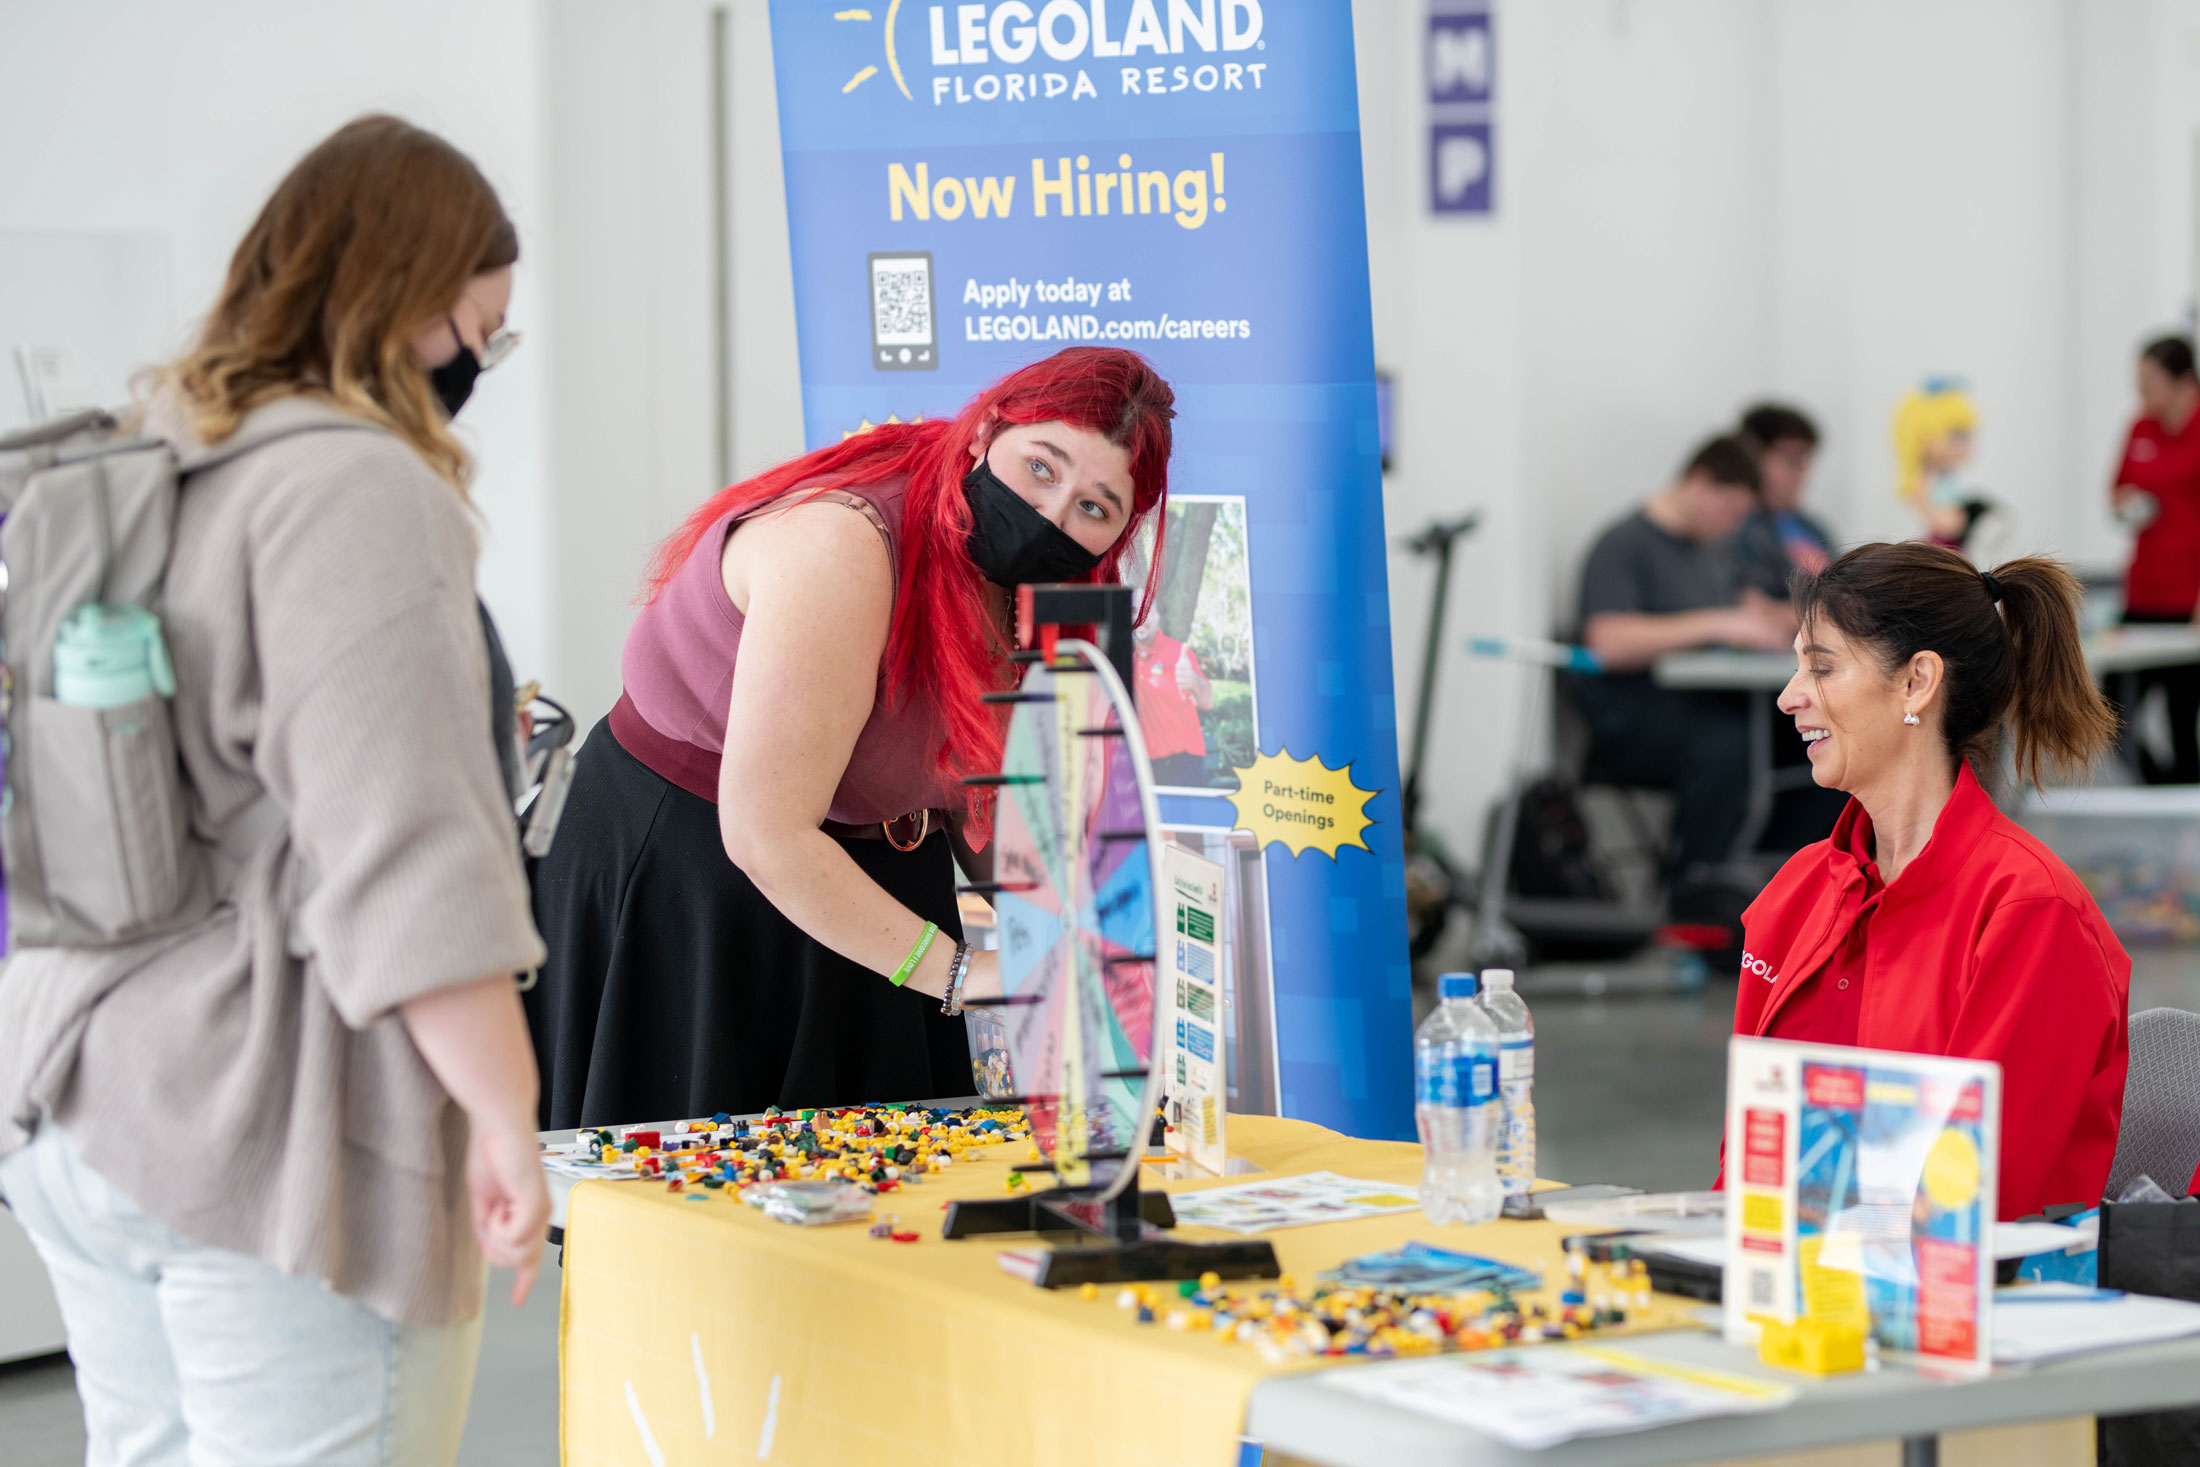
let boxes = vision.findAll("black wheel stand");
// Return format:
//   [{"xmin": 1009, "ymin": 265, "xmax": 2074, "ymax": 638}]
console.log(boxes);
[{"xmin": 942, "ymin": 1168, "xmax": 1281, "ymax": 1289}]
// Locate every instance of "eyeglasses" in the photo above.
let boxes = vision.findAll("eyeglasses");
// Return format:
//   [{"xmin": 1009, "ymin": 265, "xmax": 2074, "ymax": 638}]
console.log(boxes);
[
  {"xmin": 448, "ymin": 315, "xmax": 523, "ymax": 372},
  {"xmin": 479, "ymin": 327, "xmax": 523, "ymax": 372}
]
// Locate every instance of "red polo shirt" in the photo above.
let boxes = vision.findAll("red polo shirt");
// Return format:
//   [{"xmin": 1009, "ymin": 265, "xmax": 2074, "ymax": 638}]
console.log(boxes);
[
  {"xmin": 2116, "ymin": 411, "xmax": 2200, "ymax": 615},
  {"xmin": 1762, "ymin": 833, "xmax": 1880, "ymax": 1047},
  {"xmin": 1732, "ymin": 765, "xmax": 2130, "ymax": 1220}
]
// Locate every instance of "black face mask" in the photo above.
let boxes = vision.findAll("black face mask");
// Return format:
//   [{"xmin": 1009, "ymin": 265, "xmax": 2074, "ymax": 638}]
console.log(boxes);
[
  {"xmin": 428, "ymin": 318, "xmax": 482, "ymax": 419},
  {"xmin": 962, "ymin": 458, "xmax": 1104, "ymax": 586}
]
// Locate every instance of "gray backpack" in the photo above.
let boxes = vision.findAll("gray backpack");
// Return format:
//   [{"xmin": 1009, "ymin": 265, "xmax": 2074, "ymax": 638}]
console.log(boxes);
[{"xmin": 0, "ymin": 403, "xmax": 374, "ymax": 949}]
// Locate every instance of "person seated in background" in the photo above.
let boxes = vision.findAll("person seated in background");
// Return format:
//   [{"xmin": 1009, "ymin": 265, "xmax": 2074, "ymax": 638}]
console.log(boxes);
[
  {"xmin": 1133, "ymin": 610, "xmax": 1215, "ymax": 787},
  {"xmin": 2109, "ymin": 334, "xmax": 2200, "ymax": 783},
  {"xmin": 1736, "ymin": 402, "xmax": 1856, "ymax": 851},
  {"xmin": 1737, "ymin": 402, "xmax": 1834, "ymax": 586},
  {"xmin": 1575, "ymin": 435, "xmax": 1795, "ymax": 884}
]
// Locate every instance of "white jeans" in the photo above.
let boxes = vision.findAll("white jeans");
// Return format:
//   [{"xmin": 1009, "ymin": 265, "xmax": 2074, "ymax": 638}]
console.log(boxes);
[{"xmin": 0, "ymin": 1125, "xmax": 483, "ymax": 1467}]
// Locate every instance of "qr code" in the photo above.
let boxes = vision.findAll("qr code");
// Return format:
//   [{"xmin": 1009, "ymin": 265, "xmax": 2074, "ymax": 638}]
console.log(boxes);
[
  {"xmin": 872, "ymin": 261, "xmax": 932, "ymax": 343},
  {"xmin": 1749, "ymin": 1270, "xmax": 1774, "ymax": 1307}
]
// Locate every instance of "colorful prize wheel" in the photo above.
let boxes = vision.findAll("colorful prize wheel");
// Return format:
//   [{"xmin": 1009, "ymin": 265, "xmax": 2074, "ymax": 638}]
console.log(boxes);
[{"xmin": 985, "ymin": 637, "xmax": 1163, "ymax": 1200}]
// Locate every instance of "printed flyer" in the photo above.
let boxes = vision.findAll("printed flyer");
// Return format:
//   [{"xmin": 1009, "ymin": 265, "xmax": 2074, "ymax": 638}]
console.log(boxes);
[
  {"xmin": 767, "ymin": 0, "xmax": 1409, "ymax": 1138},
  {"xmin": 1162, "ymin": 843, "xmax": 1228, "ymax": 1173},
  {"xmin": 1725, "ymin": 1037, "xmax": 2000, "ymax": 1376}
]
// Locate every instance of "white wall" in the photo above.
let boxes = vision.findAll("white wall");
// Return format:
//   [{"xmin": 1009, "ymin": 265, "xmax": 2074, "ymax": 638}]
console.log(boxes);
[
  {"xmin": 0, "ymin": 0, "xmax": 554, "ymax": 681},
  {"xmin": 1769, "ymin": 0, "xmax": 2081, "ymax": 555},
  {"xmin": 1356, "ymin": 0, "xmax": 1531, "ymax": 862},
  {"xmin": 538, "ymin": 0, "xmax": 720, "ymax": 726},
  {"xmin": 725, "ymin": 2, "xmax": 810, "ymax": 485},
  {"xmin": 1362, "ymin": 0, "xmax": 2200, "ymax": 874}
]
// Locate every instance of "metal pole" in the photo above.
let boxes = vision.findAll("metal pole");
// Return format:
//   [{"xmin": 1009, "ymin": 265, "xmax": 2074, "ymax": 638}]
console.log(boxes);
[
  {"xmin": 1901, "ymin": 1433, "xmax": 1938, "ymax": 1467},
  {"xmin": 708, "ymin": 4, "xmax": 734, "ymax": 489},
  {"xmin": 1732, "ymin": 689, "xmax": 1776, "ymax": 861},
  {"xmin": 1402, "ymin": 533, "xmax": 1455, "ymax": 835}
]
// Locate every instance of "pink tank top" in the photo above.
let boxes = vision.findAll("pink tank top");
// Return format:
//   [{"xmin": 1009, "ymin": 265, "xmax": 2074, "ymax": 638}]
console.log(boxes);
[{"xmin": 612, "ymin": 478, "xmax": 959, "ymax": 826}]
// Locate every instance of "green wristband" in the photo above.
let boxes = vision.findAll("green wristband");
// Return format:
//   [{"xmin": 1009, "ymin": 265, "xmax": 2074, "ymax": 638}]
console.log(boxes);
[{"xmin": 892, "ymin": 921, "xmax": 940, "ymax": 987}]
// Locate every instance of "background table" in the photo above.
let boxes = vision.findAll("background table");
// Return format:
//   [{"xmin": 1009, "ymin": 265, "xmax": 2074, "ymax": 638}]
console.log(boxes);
[
  {"xmin": 1250, "ymin": 1318, "xmax": 2200, "ymax": 1466},
  {"xmin": 549, "ymin": 1114, "xmax": 2194, "ymax": 1467},
  {"xmin": 1653, "ymin": 624, "xmax": 2200, "ymax": 852}
]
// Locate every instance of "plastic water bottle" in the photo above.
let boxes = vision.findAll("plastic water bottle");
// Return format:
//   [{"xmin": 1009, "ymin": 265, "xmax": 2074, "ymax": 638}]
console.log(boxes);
[
  {"xmin": 1414, "ymin": 972, "xmax": 1504, "ymax": 1225},
  {"xmin": 1477, "ymin": 968, "xmax": 1536, "ymax": 1197}
]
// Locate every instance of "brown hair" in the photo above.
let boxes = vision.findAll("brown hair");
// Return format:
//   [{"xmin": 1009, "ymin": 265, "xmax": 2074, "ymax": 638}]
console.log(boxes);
[
  {"xmin": 164, "ymin": 114, "xmax": 518, "ymax": 489},
  {"xmin": 1682, "ymin": 433, "xmax": 1762, "ymax": 494},
  {"xmin": 1794, "ymin": 543, "xmax": 2118, "ymax": 788}
]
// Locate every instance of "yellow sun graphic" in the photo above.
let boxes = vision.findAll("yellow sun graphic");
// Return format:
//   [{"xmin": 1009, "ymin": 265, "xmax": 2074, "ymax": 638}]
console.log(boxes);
[{"xmin": 834, "ymin": 2, "xmax": 912, "ymax": 99}]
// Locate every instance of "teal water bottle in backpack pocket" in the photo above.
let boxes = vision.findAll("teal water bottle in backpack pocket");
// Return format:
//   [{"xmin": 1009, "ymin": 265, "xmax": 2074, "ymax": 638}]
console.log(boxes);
[
  {"xmin": 29, "ymin": 599, "xmax": 199, "ymax": 940},
  {"xmin": 54, "ymin": 604, "xmax": 176, "ymax": 709}
]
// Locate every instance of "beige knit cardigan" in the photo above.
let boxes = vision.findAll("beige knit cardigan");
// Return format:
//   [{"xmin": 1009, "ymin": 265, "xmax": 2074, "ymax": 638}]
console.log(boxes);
[{"xmin": 0, "ymin": 395, "xmax": 545, "ymax": 1327}]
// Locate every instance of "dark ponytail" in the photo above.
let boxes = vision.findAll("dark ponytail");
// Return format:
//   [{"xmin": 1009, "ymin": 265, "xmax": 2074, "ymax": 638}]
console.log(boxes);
[{"xmin": 1793, "ymin": 544, "xmax": 2118, "ymax": 788}]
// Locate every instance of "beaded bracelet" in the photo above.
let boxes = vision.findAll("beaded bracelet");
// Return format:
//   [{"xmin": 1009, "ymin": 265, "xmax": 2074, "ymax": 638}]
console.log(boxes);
[
  {"xmin": 892, "ymin": 921, "xmax": 939, "ymax": 987},
  {"xmin": 940, "ymin": 941, "xmax": 971, "ymax": 1016}
]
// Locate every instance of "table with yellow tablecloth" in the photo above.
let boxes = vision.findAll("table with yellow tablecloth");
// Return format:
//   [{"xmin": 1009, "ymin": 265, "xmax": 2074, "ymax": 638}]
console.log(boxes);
[{"xmin": 558, "ymin": 1114, "xmax": 1695, "ymax": 1467}]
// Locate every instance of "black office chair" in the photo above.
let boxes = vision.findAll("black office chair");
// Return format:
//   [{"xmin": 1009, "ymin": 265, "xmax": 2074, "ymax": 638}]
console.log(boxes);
[
  {"xmin": 1469, "ymin": 662, "xmax": 1666, "ymax": 967},
  {"xmin": 1553, "ymin": 669, "xmax": 1673, "ymax": 900},
  {"xmin": 2107, "ymin": 1008, "xmax": 2200, "ymax": 1201}
]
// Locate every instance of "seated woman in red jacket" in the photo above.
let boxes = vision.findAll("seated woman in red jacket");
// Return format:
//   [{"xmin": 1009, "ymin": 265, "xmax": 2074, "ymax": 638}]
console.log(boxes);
[{"xmin": 1736, "ymin": 543, "xmax": 2128, "ymax": 1220}]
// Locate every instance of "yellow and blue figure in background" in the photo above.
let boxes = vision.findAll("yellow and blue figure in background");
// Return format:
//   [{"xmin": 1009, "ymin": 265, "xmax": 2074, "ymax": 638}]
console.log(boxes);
[{"xmin": 1893, "ymin": 377, "xmax": 1979, "ymax": 548}]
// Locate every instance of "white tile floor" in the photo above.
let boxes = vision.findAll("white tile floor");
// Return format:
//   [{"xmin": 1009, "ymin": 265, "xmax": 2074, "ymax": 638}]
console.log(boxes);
[{"xmin": 4, "ymin": 949, "xmax": 2195, "ymax": 1464}]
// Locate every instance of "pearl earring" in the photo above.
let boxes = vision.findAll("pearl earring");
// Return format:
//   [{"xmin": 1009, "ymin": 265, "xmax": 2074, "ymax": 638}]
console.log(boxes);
[{"xmin": 1903, "ymin": 712, "xmax": 1920, "ymax": 726}]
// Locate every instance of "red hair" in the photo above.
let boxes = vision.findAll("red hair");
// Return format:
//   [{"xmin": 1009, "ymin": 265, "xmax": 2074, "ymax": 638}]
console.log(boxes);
[{"xmin": 645, "ymin": 346, "xmax": 1175, "ymax": 840}]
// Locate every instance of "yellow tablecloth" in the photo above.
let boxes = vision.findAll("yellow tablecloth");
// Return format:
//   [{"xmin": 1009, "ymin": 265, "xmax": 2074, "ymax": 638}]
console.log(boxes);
[{"xmin": 560, "ymin": 1116, "xmax": 1692, "ymax": 1467}]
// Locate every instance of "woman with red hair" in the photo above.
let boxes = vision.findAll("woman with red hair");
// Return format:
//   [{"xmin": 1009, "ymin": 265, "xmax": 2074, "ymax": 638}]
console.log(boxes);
[{"xmin": 526, "ymin": 347, "xmax": 1175, "ymax": 1128}]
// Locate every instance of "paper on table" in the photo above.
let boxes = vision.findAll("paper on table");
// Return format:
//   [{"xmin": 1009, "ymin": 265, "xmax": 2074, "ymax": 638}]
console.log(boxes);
[
  {"xmin": 1167, "ymin": 1171, "xmax": 1422, "ymax": 1234},
  {"xmin": 1993, "ymin": 1219, "xmax": 2098, "ymax": 1258},
  {"xmin": 1634, "ymin": 1221, "xmax": 2090, "ymax": 1272},
  {"xmin": 543, "ymin": 1157, "xmax": 651, "ymax": 1181},
  {"xmin": 1992, "ymin": 1289, "xmax": 2200, "ymax": 1364},
  {"xmin": 1322, "ymin": 1343, "xmax": 1795, "ymax": 1451},
  {"xmin": 1634, "ymin": 1234, "xmax": 1728, "ymax": 1269}
]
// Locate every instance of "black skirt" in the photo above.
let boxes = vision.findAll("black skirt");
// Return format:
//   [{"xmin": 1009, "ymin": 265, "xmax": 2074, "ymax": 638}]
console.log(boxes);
[{"xmin": 524, "ymin": 718, "xmax": 973, "ymax": 1130}]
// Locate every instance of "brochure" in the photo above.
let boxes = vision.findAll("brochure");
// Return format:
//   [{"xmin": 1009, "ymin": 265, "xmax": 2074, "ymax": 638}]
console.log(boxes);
[
  {"xmin": 1324, "ymin": 1243, "xmax": 1541, "ymax": 1294},
  {"xmin": 1725, "ymin": 1037, "xmax": 2000, "ymax": 1375},
  {"xmin": 1324, "ymin": 1344, "xmax": 1795, "ymax": 1450},
  {"xmin": 1168, "ymin": 1171, "xmax": 1422, "ymax": 1234},
  {"xmin": 1161, "ymin": 846, "xmax": 1230, "ymax": 1175}
]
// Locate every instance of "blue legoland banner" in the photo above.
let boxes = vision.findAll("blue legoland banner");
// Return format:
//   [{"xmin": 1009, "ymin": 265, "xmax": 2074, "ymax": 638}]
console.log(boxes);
[{"xmin": 768, "ymin": 0, "xmax": 1411, "ymax": 1140}]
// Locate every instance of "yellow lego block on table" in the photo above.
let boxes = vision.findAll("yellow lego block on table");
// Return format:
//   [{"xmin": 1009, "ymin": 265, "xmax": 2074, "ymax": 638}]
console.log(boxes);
[{"xmin": 1757, "ymin": 1317, "xmax": 1867, "ymax": 1376}]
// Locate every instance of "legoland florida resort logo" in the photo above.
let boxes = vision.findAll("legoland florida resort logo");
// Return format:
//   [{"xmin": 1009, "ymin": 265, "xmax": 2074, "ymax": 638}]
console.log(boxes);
[{"xmin": 833, "ymin": 1, "xmax": 1269, "ymax": 107}]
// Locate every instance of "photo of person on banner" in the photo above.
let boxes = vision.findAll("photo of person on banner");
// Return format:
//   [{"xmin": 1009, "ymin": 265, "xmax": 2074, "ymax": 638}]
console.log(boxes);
[{"xmin": 1123, "ymin": 498, "xmax": 1259, "ymax": 791}]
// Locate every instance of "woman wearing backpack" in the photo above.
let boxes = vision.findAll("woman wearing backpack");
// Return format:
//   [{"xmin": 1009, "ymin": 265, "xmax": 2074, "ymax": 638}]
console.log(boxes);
[
  {"xmin": 525, "ymin": 347, "xmax": 1175, "ymax": 1129},
  {"xmin": 0, "ymin": 116, "xmax": 546, "ymax": 1464}
]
